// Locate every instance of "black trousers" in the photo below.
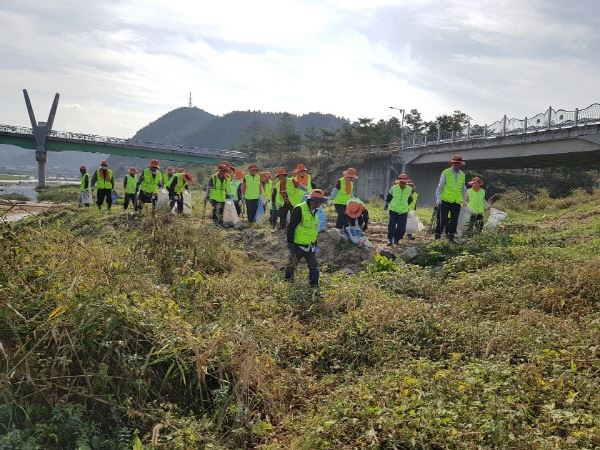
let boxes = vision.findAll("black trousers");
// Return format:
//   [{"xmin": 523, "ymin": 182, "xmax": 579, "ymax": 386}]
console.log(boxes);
[
  {"xmin": 270, "ymin": 206, "xmax": 277, "ymax": 227},
  {"xmin": 467, "ymin": 213, "xmax": 484, "ymax": 234},
  {"xmin": 169, "ymin": 193, "xmax": 183, "ymax": 214},
  {"xmin": 277, "ymin": 204, "xmax": 292, "ymax": 229},
  {"xmin": 211, "ymin": 200, "xmax": 225, "ymax": 224},
  {"xmin": 387, "ymin": 211, "xmax": 408, "ymax": 243},
  {"xmin": 435, "ymin": 201, "xmax": 461, "ymax": 238},
  {"xmin": 123, "ymin": 193, "xmax": 136, "ymax": 210},
  {"xmin": 96, "ymin": 188, "xmax": 112, "ymax": 209},
  {"xmin": 138, "ymin": 191, "xmax": 157, "ymax": 210},
  {"xmin": 334, "ymin": 204, "xmax": 348, "ymax": 229},
  {"xmin": 285, "ymin": 244, "xmax": 319, "ymax": 286},
  {"xmin": 246, "ymin": 199, "xmax": 259, "ymax": 223}
]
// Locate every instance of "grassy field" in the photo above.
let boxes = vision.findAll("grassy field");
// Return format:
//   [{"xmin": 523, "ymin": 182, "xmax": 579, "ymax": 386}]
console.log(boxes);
[{"xmin": 1, "ymin": 189, "xmax": 599, "ymax": 449}]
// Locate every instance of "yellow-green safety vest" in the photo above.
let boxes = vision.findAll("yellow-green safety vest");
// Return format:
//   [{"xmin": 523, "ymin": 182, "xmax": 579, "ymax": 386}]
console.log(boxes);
[
  {"xmin": 264, "ymin": 180, "xmax": 273, "ymax": 201},
  {"xmin": 125, "ymin": 174, "xmax": 137, "ymax": 194},
  {"xmin": 230, "ymin": 180, "xmax": 241, "ymax": 201},
  {"xmin": 294, "ymin": 202, "xmax": 318, "ymax": 245},
  {"xmin": 441, "ymin": 168, "xmax": 465, "ymax": 204},
  {"xmin": 274, "ymin": 178, "xmax": 293, "ymax": 207},
  {"xmin": 287, "ymin": 178, "xmax": 305, "ymax": 207},
  {"xmin": 408, "ymin": 191, "xmax": 418, "ymax": 211},
  {"xmin": 333, "ymin": 177, "xmax": 353, "ymax": 205},
  {"xmin": 244, "ymin": 174, "xmax": 261, "ymax": 200},
  {"xmin": 95, "ymin": 168, "xmax": 113, "ymax": 190},
  {"xmin": 80, "ymin": 173, "xmax": 90, "ymax": 192},
  {"xmin": 140, "ymin": 168, "xmax": 162, "ymax": 194},
  {"xmin": 210, "ymin": 174, "xmax": 230, "ymax": 202},
  {"xmin": 467, "ymin": 188, "xmax": 485, "ymax": 214},
  {"xmin": 169, "ymin": 173, "xmax": 185, "ymax": 194},
  {"xmin": 389, "ymin": 184, "xmax": 412, "ymax": 214}
]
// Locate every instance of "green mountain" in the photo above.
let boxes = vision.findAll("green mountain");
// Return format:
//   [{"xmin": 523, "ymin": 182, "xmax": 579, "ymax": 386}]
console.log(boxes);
[
  {"xmin": 132, "ymin": 107, "xmax": 216, "ymax": 144},
  {"xmin": 133, "ymin": 108, "xmax": 347, "ymax": 149}
]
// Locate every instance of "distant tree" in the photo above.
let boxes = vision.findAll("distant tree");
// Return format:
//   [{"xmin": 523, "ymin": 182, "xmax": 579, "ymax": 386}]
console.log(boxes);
[
  {"xmin": 319, "ymin": 128, "xmax": 337, "ymax": 156},
  {"xmin": 404, "ymin": 109, "xmax": 425, "ymax": 133},
  {"xmin": 356, "ymin": 118, "xmax": 374, "ymax": 147},
  {"xmin": 275, "ymin": 113, "xmax": 301, "ymax": 158},
  {"xmin": 338, "ymin": 123, "xmax": 356, "ymax": 148},
  {"xmin": 303, "ymin": 126, "xmax": 320, "ymax": 155}
]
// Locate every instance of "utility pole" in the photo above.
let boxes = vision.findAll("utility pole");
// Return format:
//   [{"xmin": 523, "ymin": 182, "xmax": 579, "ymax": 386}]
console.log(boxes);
[
  {"xmin": 23, "ymin": 89, "xmax": 60, "ymax": 188},
  {"xmin": 188, "ymin": 91, "xmax": 193, "ymax": 108},
  {"xmin": 389, "ymin": 106, "xmax": 405, "ymax": 149}
]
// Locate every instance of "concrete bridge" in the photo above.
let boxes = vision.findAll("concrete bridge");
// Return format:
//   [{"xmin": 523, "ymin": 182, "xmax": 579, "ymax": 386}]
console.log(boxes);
[
  {"xmin": 348, "ymin": 103, "xmax": 600, "ymax": 205},
  {"xmin": 0, "ymin": 90, "xmax": 248, "ymax": 186}
]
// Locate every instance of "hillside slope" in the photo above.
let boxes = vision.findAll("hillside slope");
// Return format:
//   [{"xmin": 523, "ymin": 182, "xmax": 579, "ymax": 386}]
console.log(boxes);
[
  {"xmin": 1, "ymin": 189, "xmax": 599, "ymax": 449},
  {"xmin": 132, "ymin": 107, "xmax": 216, "ymax": 144}
]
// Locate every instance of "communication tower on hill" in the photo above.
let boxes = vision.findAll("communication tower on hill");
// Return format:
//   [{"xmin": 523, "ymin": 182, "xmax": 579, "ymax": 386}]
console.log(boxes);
[{"xmin": 188, "ymin": 91, "xmax": 192, "ymax": 108}]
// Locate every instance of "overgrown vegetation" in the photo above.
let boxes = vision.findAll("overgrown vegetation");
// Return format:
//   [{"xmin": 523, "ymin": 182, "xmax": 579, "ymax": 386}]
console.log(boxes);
[{"xmin": 1, "ymin": 189, "xmax": 599, "ymax": 449}]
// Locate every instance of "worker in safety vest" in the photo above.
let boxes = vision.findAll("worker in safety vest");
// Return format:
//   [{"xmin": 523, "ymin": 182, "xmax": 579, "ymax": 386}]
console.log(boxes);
[
  {"xmin": 330, "ymin": 167, "xmax": 358, "ymax": 229},
  {"xmin": 288, "ymin": 163, "xmax": 315, "ymax": 207},
  {"xmin": 272, "ymin": 167, "xmax": 294, "ymax": 229},
  {"xmin": 123, "ymin": 167, "xmax": 138, "ymax": 211},
  {"xmin": 435, "ymin": 154, "xmax": 467, "ymax": 241},
  {"xmin": 231, "ymin": 169, "xmax": 244, "ymax": 216},
  {"xmin": 345, "ymin": 198, "xmax": 369, "ymax": 231},
  {"xmin": 206, "ymin": 163, "xmax": 231, "ymax": 224},
  {"xmin": 384, "ymin": 174, "xmax": 413, "ymax": 245},
  {"xmin": 163, "ymin": 166, "xmax": 175, "ymax": 189},
  {"xmin": 406, "ymin": 181, "xmax": 418, "ymax": 240},
  {"xmin": 90, "ymin": 160, "xmax": 114, "ymax": 210},
  {"xmin": 242, "ymin": 163, "xmax": 263, "ymax": 223},
  {"xmin": 466, "ymin": 176, "xmax": 486, "ymax": 235},
  {"xmin": 261, "ymin": 171, "xmax": 275, "ymax": 226},
  {"xmin": 167, "ymin": 167, "xmax": 190, "ymax": 214},
  {"xmin": 79, "ymin": 165, "xmax": 91, "ymax": 208},
  {"xmin": 285, "ymin": 189, "xmax": 328, "ymax": 287},
  {"xmin": 136, "ymin": 159, "xmax": 163, "ymax": 211}
]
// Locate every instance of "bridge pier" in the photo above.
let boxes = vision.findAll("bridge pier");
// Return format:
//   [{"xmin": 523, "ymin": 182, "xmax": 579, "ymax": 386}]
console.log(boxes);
[
  {"xmin": 36, "ymin": 149, "xmax": 47, "ymax": 187},
  {"xmin": 405, "ymin": 164, "xmax": 442, "ymax": 207},
  {"xmin": 23, "ymin": 89, "xmax": 60, "ymax": 188}
]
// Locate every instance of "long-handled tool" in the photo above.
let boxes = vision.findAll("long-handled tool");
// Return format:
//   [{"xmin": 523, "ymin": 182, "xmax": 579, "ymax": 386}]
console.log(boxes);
[{"xmin": 427, "ymin": 206, "xmax": 438, "ymax": 237}]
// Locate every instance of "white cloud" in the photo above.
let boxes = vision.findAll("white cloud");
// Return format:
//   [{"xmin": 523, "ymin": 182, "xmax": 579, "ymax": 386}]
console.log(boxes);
[{"xmin": 0, "ymin": 0, "xmax": 598, "ymax": 139}]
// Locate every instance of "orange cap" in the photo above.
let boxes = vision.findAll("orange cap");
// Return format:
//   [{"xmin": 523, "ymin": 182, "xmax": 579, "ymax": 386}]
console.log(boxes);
[
  {"xmin": 100, "ymin": 160, "xmax": 108, "ymax": 166},
  {"xmin": 307, "ymin": 189, "xmax": 327, "ymax": 202},
  {"xmin": 343, "ymin": 167, "xmax": 358, "ymax": 179},
  {"xmin": 234, "ymin": 169, "xmax": 244, "ymax": 180},
  {"xmin": 397, "ymin": 173, "xmax": 409, "ymax": 180},
  {"xmin": 468, "ymin": 176, "xmax": 484, "ymax": 187},
  {"xmin": 345, "ymin": 201, "xmax": 364, "ymax": 219},
  {"xmin": 166, "ymin": 166, "xmax": 174, "ymax": 174},
  {"xmin": 128, "ymin": 167, "xmax": 137, "ymax": 174},
  {"xmin": 149, "ymin": 159, "xmax": 159, "ymax": 169},
  {"xmin": 292, "ymin": 163, "xmax": 308, "ymax": 174},
  {"xmin": 449, "ymin": 154, "xmax": 466, "ymax": 165},
  {"xmin": 275, "ymin": 167, "xmax": 288, "ymax": 176}
]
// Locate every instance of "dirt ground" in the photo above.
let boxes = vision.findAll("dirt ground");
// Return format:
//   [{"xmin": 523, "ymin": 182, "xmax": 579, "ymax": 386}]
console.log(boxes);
[
  {"xmin": 222, "ymin": 219, "xmax": 434, "ymax": 274},
  {"xmin": 0, "ymin": 201, "xmax": 66, "ymax": 222}
]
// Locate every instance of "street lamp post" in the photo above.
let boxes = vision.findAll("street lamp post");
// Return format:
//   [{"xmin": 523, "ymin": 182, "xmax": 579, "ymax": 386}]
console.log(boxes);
[{"xmin": 389, "ymin": 106, "xmax": 405, "ymax": 149}]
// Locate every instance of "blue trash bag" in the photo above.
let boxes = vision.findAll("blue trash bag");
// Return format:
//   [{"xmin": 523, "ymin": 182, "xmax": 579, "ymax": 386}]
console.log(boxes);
[
  {"xmin": 317, "ymin": 207, "xmax": 327, "ymax": 232},
  {"xmin": 255, "ymin": 198, "xmax": 265, "ymax": 221},
  {"xmin": 111, "ymin": 190, "xmax": 120, "ymax": 204}
]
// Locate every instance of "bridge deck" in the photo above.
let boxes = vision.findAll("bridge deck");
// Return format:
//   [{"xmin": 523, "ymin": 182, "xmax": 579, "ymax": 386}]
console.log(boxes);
[{"xmin": 0, "ymin": 125, "xmax": 247, "ymax": 164}]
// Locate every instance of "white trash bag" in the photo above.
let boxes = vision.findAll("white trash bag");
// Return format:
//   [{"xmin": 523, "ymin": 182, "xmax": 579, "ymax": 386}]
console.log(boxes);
[
  {"xmin": 345, "ymin": 226, "xmax": 373, "ymax": 248},
  {"xmin": 405, "ymin": 210, "xmax": 423, "ymax": 235},
  {"xmin": 80, "ymin": 191, "xmax": 92, "ymax": 205},
  {"xmin": 156, "ymin": 188, "xmax": 169, "ymax": 207},
  {"xmin": 484, "ymin": 208, "xmax": 507, "ymax": 230},
  {"xmin": 456, "ymin": 206, "xmax": 472, "ymax": 237},
  {"xmin": 222, "ymin": 199, "xmax": 240, "ymax": 226},
  {"xmin": 182, "ymin": 190, "xmax": 192, "ymax": 215}
]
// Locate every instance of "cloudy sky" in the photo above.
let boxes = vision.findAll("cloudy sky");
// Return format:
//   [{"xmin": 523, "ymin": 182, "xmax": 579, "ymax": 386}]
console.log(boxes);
[{"xmin": 0, "ymin": 0, "xmax": 598, "ymax": 137}]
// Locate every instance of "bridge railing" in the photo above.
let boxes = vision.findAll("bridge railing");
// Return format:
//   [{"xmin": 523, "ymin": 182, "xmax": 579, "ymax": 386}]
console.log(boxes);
[
  {"xmin": 396, "ymin": 102, "xmax": 600, "ymax": 152},
  {"xmin": 0, "ymin": 124, "xmax": 246, "ymax": 159}
]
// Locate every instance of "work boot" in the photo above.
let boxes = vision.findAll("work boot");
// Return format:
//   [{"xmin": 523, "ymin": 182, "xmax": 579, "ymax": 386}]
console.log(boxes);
[
  {"xmin": 284, "ymin": 268, "xmax": 294, "ymax": 281},
  {"xmin": 387, "ymin": 240, "xmax": 394, "ymax": 246},
  {"xmin": 309, "ymin": 268, "xmax": 319, "ymax": 287},
  {"xmin": 447, "ymin": 234, "xmax": 455, "ymax": 243},
  {"xmin": 434, "ymin": 234, "xmax": 441, "ymax": 240}
]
